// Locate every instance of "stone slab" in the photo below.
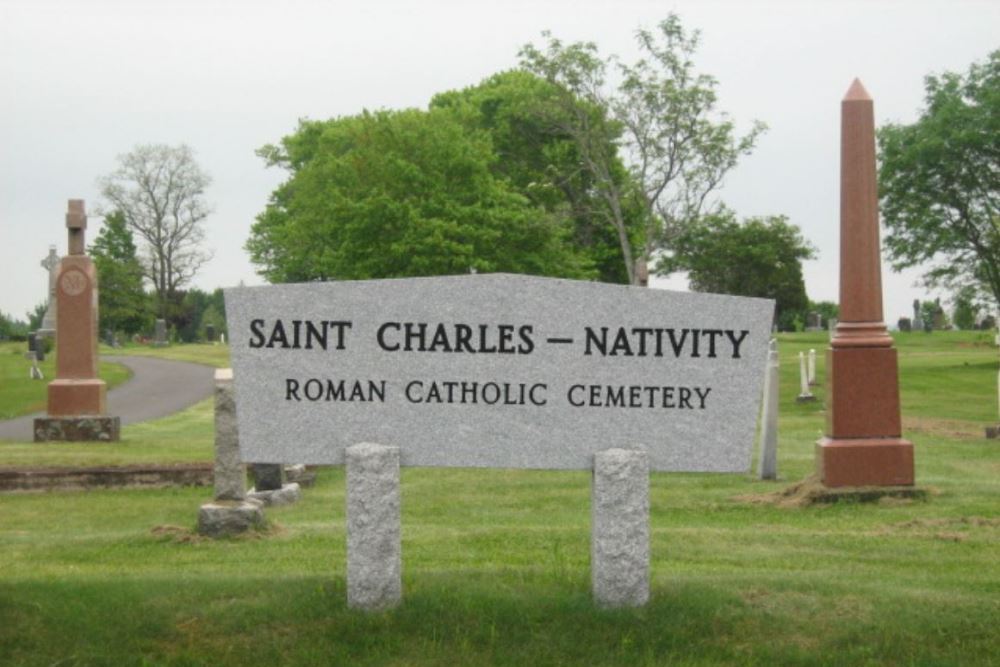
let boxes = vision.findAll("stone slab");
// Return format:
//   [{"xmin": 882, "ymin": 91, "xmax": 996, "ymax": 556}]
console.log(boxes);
[
  {"xmin": 225, "ymin": 275, "xmax": 774, "ymax": 472},
  {"xmin": 592, "ymin": 448, "xmax": 649, "ymax": 608},
  {"xmin": 33, "ymin": 416, "xmax": 120, "ymax": 442},
  {"xmin": 346, "ymin": 443, "xmax": 401, "ymax": 611},
  {"xmin": 247, "ymin": 482, "xmax": 301, "ymax": 507},
  {"xmin": 815, "ymin": 437, "xmax": 914, "ymax": 487}
]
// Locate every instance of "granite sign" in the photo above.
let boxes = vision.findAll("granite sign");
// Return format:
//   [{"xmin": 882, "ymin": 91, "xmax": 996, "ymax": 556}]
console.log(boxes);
[{"xmin": 225, "ymin": 274, "xmax": 774, "ymax": 472}]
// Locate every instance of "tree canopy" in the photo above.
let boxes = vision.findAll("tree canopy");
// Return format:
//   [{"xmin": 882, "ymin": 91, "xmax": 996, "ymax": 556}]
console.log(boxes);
[
  {"xmin": 519, "ymin": 15, "xmax": 764, "ymax": 284},
  {"xmin": 247, "ymin": 106, "xmax": 595, "ymax": 282},
  {"xmin": 878, "ymin": 50, "xmax": 1000, "ymax": 307},
  {"xmin": 658, "ymin": 211, "xmax": 815, "ymax": 330},
  {"xmin": 430, "ymin": 70, "xmax": 640, "ymax": 283},
  {"xmin": 90, "ymin": 211, "xmax": 149, "ymax": 336}
]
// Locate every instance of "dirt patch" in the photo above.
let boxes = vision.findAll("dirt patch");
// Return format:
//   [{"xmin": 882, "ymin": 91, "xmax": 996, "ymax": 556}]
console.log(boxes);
[
  {"xmin": 901, "ymin": 416, "xmax": 986, "ymax": 439},
  {"xmin": 150, "ymin": 521, "xmax": 284, "ymax": 543},
  {"xmin": 733, "ymin": 476, "xmax": 933, "ymax": 508}
]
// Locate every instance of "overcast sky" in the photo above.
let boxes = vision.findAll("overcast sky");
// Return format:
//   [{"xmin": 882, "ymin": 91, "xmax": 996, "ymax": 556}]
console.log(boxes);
[{"xmin": 2, "ymin": 0, "xmax": 997, "ymax": 326}]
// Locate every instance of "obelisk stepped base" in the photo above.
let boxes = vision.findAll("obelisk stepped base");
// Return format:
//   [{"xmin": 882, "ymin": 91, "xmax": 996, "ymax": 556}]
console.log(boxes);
[
  {"xmin": 46, "ymin": 378, "xmax": 107, "ymax": 416},
  {"xmin": 825, "ymin": 347, "xmax": 902, "ymax": 438},
  {"xmin": 34, "ymin": 416, "xmax": 121, "ymax": 442},
  {"xmin": 815, "ymin": 437, "xmax": 914, "ymax": 487}
]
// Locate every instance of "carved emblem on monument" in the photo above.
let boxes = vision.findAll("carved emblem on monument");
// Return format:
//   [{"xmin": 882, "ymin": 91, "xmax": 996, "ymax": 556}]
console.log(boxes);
[{"xmin": 59, "ymin": 269, "xmax": 88, "ymax": 296}]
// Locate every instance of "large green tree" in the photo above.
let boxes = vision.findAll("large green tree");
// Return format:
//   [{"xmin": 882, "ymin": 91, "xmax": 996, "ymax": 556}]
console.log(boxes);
[
  {"xmin": 91, "ymin": 211, "xmax": 150, "ymax": 336},
  {"xmin": 659, "ymin": 211, "xmax": 815, "ymax": 330},
  {"xmin": 248, "ymin": 107, "xmax": 594, "ymax": 282},
  {"xmin": 431, "ymin": 70, "xmax": 641, "ymax": 283},
  {"xmin": 519, "ymin": 15, "xmax": 764, "ymax": 285},
  {"xmin": 878, "ymin": 50, "xmax": 1000, "ymax": 308}
]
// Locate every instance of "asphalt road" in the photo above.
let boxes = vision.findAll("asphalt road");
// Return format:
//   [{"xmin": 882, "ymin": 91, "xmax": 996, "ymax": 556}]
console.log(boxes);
[{"xmin": 0, "ymin": 355, "xmax": 216, "ymax": 441}]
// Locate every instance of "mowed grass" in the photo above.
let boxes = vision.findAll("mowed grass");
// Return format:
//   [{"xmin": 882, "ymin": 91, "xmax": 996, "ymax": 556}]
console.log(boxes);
[
  {"xmin": 0, "ymin": 342, "xmax": 133, "ymax": 420},
  {"xmin": 0, "ymin": 332, "xmax": 998, "ymax": 666}
]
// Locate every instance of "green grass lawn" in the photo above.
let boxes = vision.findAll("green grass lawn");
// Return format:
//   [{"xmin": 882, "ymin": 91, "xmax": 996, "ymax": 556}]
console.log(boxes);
[
  {"xmin": 0, "ymin": 342, "xmax": 133, "ymax": 420},
  {"xmin": 0, "ymin": 333, "xmax": 998, "ymax": 666}
]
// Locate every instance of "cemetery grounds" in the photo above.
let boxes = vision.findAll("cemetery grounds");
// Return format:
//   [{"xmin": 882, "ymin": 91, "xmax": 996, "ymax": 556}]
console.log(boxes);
[{"xmin": 0, "ymin": 332, "xmax": 997, "ymax": 666}]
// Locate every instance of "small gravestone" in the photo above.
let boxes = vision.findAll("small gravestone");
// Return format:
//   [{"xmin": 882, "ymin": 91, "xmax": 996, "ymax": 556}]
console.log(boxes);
[
  {"xmin": 898, "ymin": 317, "xmax": 912, "ymax": 332},
  {"xmin": 197, "ymin": 368, "xmax": 265, "ymax": 537},
  {"xmin": 805, "ymin": 312, "xmax": 823, "ymax": 331},
  {"xmin": 248, "ymin": 463, "xmax": 300, "ymax": 506},
  {"xmin": 153, "ymin": 319, "xmax": 168, "ymax": 347}
]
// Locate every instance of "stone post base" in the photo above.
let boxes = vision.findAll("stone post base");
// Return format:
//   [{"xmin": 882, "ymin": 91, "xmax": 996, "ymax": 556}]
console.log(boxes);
[
  {"xmin": 592, "ymin": 448, "xmax": 649, "ymax": 608},
  {"xmin": 34, "ymin": 416, "xmax": 120, "ymax": 442},
  {"xmin": 815, "ymin": 437, "xmax": 914, "ymax": 487},
  {"xmin": 197, "ymin": 500, "xmax": 266, "ymax": 537}
]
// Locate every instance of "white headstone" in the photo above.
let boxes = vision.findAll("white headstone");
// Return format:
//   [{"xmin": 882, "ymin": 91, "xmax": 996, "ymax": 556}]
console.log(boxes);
[{"xmin": 757, "ymin": 339, "xmax": 778, "ymax": 480}]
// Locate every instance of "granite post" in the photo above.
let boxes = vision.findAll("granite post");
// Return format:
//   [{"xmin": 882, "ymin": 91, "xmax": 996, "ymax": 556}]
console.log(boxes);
[
  {"xmin": 816, "ymin": 80, "xmax": 914, "ymax": 487},
  {"xmin": 347, "ymin": 443, "xmax": 402, "ymax": 611},
  {"xmin": 591, "ymin": 448, "xmax": 649, "ymax": 608},
  {"xmin": 197, "ymin": 368, "xmax": 265, "ymax": 537},
  {"xmin": 807, "ymin": 348, "xmax": 817, "ymax": 386},
  {"xmin": 34, "ymin": 200, "xmax": 120, "ymax": 442},
  {"xmin": 758, "ymin": 340, "xmax": 779, "ymax": 480}
]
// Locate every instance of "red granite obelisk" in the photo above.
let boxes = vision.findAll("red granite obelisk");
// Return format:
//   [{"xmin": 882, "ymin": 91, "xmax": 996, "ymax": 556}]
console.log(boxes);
[
  {"xmin": 815, "ymin": 80, "xmax": 913, "ymax": 487},
  {"xmin": 34, "ymin": 200, "xmax": 120, "ymax": 442}
]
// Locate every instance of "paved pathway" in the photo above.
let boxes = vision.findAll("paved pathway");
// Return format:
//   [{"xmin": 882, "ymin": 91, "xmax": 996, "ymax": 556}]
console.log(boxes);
[{"xmin": 0, "ymin": 355, "xmax": 216, "ymax": 441}]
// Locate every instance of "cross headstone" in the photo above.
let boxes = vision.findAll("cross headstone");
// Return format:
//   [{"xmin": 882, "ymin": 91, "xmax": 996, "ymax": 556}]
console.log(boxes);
[
  {"xmin": 38, "ymin": 245, "xmax": 59, "ymax": 336},
  {"xmin": 34, "ymin": 200, "xmax": 120, "ymax": 442},
  {"xmin": 912, "ymin": 299, "xmax": 923, "ymax": 332}
]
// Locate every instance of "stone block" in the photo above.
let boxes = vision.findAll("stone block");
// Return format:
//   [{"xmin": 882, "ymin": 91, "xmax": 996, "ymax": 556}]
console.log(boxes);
[
  {"xmin": 248, "ymin": 482, "xmax": 301, "ymax": 506},
  {"xmin": 591, "ymin": 448, "xmax": 649, "ymax": 608},
  {"xmin": 285, "ymin": 464, "xmax": 317, "ymax": 487},
  {"xmin": 347, "ymin": 443, "xmax": 401, "ymax": 611},
  {"xmin": 815, "ymin": 437, "xmax": 914, "ymax": 487},
  {"xmin": 197, "ymin": 500, "xmax": 266, "ymax": 537}
]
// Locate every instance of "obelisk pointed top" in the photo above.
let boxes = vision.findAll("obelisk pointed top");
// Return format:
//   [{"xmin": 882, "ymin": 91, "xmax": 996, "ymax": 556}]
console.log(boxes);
[{"xmin": 843, "ymin": 78, "xmax": 872, "ymax": 102}]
